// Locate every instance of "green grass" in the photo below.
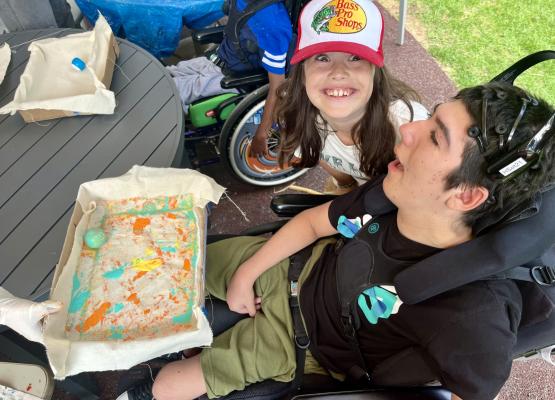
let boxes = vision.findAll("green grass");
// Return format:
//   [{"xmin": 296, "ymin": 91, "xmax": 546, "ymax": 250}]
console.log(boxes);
[{"xmin": 407, "ymin": 0, "xmax": 555, "ymax": 104}]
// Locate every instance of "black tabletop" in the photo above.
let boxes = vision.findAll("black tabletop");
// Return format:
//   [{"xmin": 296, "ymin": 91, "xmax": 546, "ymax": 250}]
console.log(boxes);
[{"xmin": 0, "ymin": 28, "xmax": 184, "ymax": 301}]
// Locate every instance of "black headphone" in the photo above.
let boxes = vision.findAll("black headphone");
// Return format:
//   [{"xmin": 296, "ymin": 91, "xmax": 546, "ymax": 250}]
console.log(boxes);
[{"xmin": 475, "ymin": 51, "xmax": 555, "ymax": 182}]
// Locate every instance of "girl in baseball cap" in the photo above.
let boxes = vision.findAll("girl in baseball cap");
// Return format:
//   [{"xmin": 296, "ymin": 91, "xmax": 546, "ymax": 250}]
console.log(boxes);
[{"xmin": 276, "ymin": 0, "xmax": 428, "ymax": 191}]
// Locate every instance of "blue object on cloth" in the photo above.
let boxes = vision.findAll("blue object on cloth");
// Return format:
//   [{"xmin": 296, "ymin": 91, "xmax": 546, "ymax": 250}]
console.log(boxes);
[
  {"xmin": 76, "ymin": 0, "xmax": 224, "ymax": 58},
  {"xmin": 71, "ymin": 57, "xmax": 86, "ymax": 71}
]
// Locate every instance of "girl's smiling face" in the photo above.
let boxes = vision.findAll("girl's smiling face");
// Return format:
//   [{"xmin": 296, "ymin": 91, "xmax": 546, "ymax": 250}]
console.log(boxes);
[{"xmin": 303, "ymin": 52, "xmax": 375, "ymax": 130}]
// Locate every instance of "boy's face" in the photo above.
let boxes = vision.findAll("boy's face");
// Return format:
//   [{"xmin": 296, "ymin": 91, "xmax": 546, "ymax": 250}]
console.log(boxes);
[{"xmin": 383, "ymin": 100, "xmax": 476, "ymax": 212}]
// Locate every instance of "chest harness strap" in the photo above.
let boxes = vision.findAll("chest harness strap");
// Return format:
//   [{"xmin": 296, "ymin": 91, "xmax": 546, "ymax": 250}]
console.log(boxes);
[
  {"xmin": 335, "ymin": 213, "xmax": 412, "ymax": 382},
  {"xmin": 288, "ymin": 245, "xmax": 313, "ymax": 391}
]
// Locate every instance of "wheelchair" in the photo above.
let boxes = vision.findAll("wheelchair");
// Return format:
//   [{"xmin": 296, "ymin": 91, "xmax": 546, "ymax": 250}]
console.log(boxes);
[
  {"xmin": 197, "ymin": 51, "xmax": 555, "ymax": 400},
  {"xmin": 178, "ymin": 0, "xmax": 310, "ymax": 187}
]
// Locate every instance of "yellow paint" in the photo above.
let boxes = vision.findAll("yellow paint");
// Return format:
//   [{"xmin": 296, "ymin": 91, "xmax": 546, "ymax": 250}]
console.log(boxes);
[{"xmin": 131, "ymin": 257, "xmax": 163, "ymax": 271}]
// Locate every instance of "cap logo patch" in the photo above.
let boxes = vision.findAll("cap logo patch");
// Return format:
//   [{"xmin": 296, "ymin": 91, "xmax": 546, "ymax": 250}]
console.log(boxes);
[{"xmin": 311, "ymin": 0, "xmax": 367, "ymax": 35}]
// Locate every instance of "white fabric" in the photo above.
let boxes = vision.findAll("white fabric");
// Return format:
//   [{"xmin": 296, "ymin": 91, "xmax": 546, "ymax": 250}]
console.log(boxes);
[
  {"xmin": 318, "ymin": 99, "xmax": 429, "ymax": 184},
  {"xmin": 166, "ymin": 57, "xmax": 237, "ymax": 113},
  {"xmin": 0, "ymin": 44, "xmax": 11, "ymax": 86},
  {"xmin": 0, "ymin": 14, "xmax": 115, "ymax": 116},
  {"xmin": 0, "ymin": 287, "xmax": 62, "ymax": 345},
  {"xmin": 43, "ymin": 166, "xmax": 225, "ymax": 378}
]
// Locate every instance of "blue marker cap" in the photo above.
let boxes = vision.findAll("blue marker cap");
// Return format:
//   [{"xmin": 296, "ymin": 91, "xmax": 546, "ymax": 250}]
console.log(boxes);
[{"xmin": 71, "ymin": 57, "xmax": 86, "ymax": 71}]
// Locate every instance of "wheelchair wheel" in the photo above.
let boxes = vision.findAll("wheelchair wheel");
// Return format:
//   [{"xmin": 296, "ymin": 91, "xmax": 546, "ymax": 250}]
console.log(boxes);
[{"xmin": 218, "ymin": 84, "xmax": 308, "ymax": 187}]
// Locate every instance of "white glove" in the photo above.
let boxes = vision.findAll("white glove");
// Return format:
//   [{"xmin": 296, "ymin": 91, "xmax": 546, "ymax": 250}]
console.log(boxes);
[{"xmin": 0, "ymin": 287, "xmax": 62, "ymax": 344}]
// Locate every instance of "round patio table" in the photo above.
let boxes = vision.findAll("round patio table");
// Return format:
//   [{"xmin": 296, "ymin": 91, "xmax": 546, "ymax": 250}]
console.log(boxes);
[{"xmin": 0, "ymin": 28, "xmax": 185, "ymax": 302}]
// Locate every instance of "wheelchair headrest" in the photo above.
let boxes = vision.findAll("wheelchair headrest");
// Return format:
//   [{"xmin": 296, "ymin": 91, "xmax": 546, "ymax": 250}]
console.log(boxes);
[{"xmin": 394, "ymin": 184, "xmax": 555, "ymax": 305}]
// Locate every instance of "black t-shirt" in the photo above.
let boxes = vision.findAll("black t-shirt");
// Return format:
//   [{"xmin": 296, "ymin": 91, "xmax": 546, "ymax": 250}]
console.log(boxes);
[{"xmin": 299, "ymin": 179, "xmax": 522, "ymax": 400}]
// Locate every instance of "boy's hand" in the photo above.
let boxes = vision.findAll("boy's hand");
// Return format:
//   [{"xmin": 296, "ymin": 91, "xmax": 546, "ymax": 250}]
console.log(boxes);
[
  {"xmin": 226, "ymin": 270, "xmax": 261, "ymax": 317},
  {"xmin": 250, "ymin": 128, "xmax": 269, "ymax": 157}
]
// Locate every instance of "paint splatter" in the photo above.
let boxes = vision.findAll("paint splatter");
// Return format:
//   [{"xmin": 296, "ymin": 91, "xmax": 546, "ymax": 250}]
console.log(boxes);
[
  {"xmin": 133, "ymin": 271, "xmax": 147, "ymax": 281},
  {"xmin": 109, "ymin": 303, "xmax": 124, "ymax": 313},
  {"xmin": 172, "ymin": 309, "xmax": 192, "ymax": 324},
  {"xmin": 69, "ymin": 290, "xmax": 91, "ymax": 313},
  {"xmin": 127, "ymin": 293, "xmax": 140, "ymax": 305},
  {"xmin": 103, "ymin": 265, "xmax": 126, "ymax": 280},
  {"xmin": 133, "ymin": 217, "xmax": 150, "ymax": 234},
  {"xmin": 67, "ymin": 194, "xmax": 203, "ymax": 341},
  {"xmin": 110, "ymin": 325, "xmax": 125, "ymax": 339},
  {"xmin": 76, "ymin": 302, "xmax": 111, "ymax": 332},
  {"xmin": 131, "ymin": 257, "xmax": 163, "ymax": 271}
]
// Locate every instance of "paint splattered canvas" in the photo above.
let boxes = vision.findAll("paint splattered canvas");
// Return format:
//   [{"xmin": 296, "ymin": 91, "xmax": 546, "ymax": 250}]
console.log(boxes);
[
  {"xmin": 65, "ymin": 194, "xmax": 204, "ymax": 341},
  {"xmin": 45, "ymin": 166, "xmax": 223, "ymax": 378}
]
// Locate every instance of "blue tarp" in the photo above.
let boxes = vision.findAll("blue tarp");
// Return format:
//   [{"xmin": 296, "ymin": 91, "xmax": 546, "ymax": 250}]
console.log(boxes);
[{"xmin": 76, "ymin": 0, "xmax": 224, "ymax": 58}]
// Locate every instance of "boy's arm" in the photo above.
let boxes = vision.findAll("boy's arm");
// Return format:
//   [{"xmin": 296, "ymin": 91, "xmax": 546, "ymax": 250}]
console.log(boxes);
[
  {"xmin": 227, "ymin": 201, "xmax": 336, "ymax": 315},
  {"xmin": 250, "ymin": 72, "xmax": 285, "ymax": 156}
]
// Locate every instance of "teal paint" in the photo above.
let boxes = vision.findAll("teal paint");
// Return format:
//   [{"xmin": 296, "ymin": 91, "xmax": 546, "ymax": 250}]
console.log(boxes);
[
  {"xmin": 68, "ymin": 290, "xmax": 91, "ymax": 313},
  {"xmin": 172, "ymin": 308, "xmax": 193, "ymax": 324},
  {"xmin": 103, "ymin": 265, "xmax": 126, "ymax": 279},
  {"xmin": 109, "ymin": 303, "xmax": 124, "ymax": 313},
  {"xmin": 71, "ymin": 274, "xmax": 80, "ymax": 296},
  {"xmin": 110, "ymin": 325, "xmax": 125, "ymax": 340}
]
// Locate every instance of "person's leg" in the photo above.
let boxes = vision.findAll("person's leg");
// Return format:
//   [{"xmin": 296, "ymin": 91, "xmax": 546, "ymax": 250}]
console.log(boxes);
[
  {"xmin": 118, "ymin": 236, "xmax": 294, "ymax": 400},
  {"xmin": 152, "ymin": 354, "xmax": 205, "ymax": 400}
]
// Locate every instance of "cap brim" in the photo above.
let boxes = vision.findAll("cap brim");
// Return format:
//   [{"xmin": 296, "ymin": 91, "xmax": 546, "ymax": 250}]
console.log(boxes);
[{"xmin": 290, "ymin": 42, "xmax": 384, "ymax": 67}]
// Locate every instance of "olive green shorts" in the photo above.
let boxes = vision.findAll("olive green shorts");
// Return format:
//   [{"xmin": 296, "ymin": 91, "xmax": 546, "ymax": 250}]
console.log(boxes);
[{"xmin": 201, "ymin": 236, "xmax": 335, "ymax": 398}]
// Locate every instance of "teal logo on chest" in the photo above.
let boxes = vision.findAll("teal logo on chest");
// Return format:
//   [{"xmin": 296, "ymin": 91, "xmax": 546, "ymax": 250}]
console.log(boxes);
[{"xmin": 368, "ymin": 222, "xmax": 379, "ymax": 234}]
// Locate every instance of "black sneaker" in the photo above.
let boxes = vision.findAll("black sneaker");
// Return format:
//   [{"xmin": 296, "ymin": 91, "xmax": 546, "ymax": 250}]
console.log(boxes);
[{"xmin": 116, "ymin": 381, "xmax": 153, "ymax": 400}]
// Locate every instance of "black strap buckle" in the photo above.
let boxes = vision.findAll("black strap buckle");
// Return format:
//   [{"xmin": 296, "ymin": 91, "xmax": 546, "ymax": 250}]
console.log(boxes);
[
  {"xmin": 531, "ymin": 265, "xmax": 555, "ymax": 286},
  {"xmin": 341, "ymin": 315, "xmax": 356, "ymax": 339},
  {"xmin": 294, "ymin": 335, "xmax": 310, "ymax": 349}
]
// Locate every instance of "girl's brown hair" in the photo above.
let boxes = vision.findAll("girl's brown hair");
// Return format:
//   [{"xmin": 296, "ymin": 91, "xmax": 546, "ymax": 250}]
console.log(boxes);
[{"xmin": 276, "ymin": 63, "xmax": 419, "ymax": 179}]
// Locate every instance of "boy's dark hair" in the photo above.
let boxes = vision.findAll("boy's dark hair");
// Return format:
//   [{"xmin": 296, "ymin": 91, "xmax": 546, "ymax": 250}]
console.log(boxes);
[
  {"xmin": 275, "ymin": 63, "xmax": 419, "ymax": 179},
  {"xmin": 446, "ymin": 82, "xmax": 555, "ymax": 232}
]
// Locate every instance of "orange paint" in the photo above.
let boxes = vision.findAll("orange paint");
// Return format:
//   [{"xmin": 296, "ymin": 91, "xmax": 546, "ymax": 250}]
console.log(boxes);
[
  {"xmin": 133, "ymin": 271, "xmax": 147, "ymax": 281},
  {"xmin": 176, "ymin": 227, "xmax": 184, "ymax": 235},
  {"xmin": 183, "ymin": 258, "xmax": 191, "ymax": 271},
  {"xmin": 133, "ymin": 217, "xmax": 150, "ymax": 234},
  {"xmin": 169, "ymin": 197, "xmax": 177, "ymax": 208},
  {"xmin": 155, "ymin": 247, "xmax": 163, "ymax": 257},
  {"xmin": 144, "ymin": 309, "xmax": 151, "ymax": 315},
  {"xmin": 76, "ymin": 302, "xmax": 111, "ymax": 332},
  {"xmin": 127, "ymin": 292, "xmax": 140, "ymax": 305},
  {"xmin": 166, "ymin": 212, "xmax": 177, "ymax": 219}
]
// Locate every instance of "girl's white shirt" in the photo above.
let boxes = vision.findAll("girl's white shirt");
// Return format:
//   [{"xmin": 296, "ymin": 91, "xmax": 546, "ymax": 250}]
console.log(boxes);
[{"xmin": 315, "ymin": 99, "xmax": 429, "ymax": 184}]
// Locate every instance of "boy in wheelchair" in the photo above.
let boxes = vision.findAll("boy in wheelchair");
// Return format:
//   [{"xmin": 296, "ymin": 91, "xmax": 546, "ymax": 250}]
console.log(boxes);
[
  {"xmin": 167, "ymin": 0, "xmax": 293, "ymax": 156},
  {"xmin": 116, "ymin": 80, "xmax": 555, "ymax": 400}
]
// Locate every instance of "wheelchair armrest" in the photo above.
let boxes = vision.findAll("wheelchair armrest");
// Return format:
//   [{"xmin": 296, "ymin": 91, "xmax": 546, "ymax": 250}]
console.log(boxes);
[
  {"xmin": 271, "ymin": 194, "xmax": 338, "ymax": 218},
  {"xmin": 291, "ymin": 387, "xmax": 452, "ymax": 400},
  {"xmin": 193, "ymin": 26, "xmax": 225, "ymax": 44},
  {"xmin": 221, "ymin": 71, "xmax": 268, "ymax": 89}
]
